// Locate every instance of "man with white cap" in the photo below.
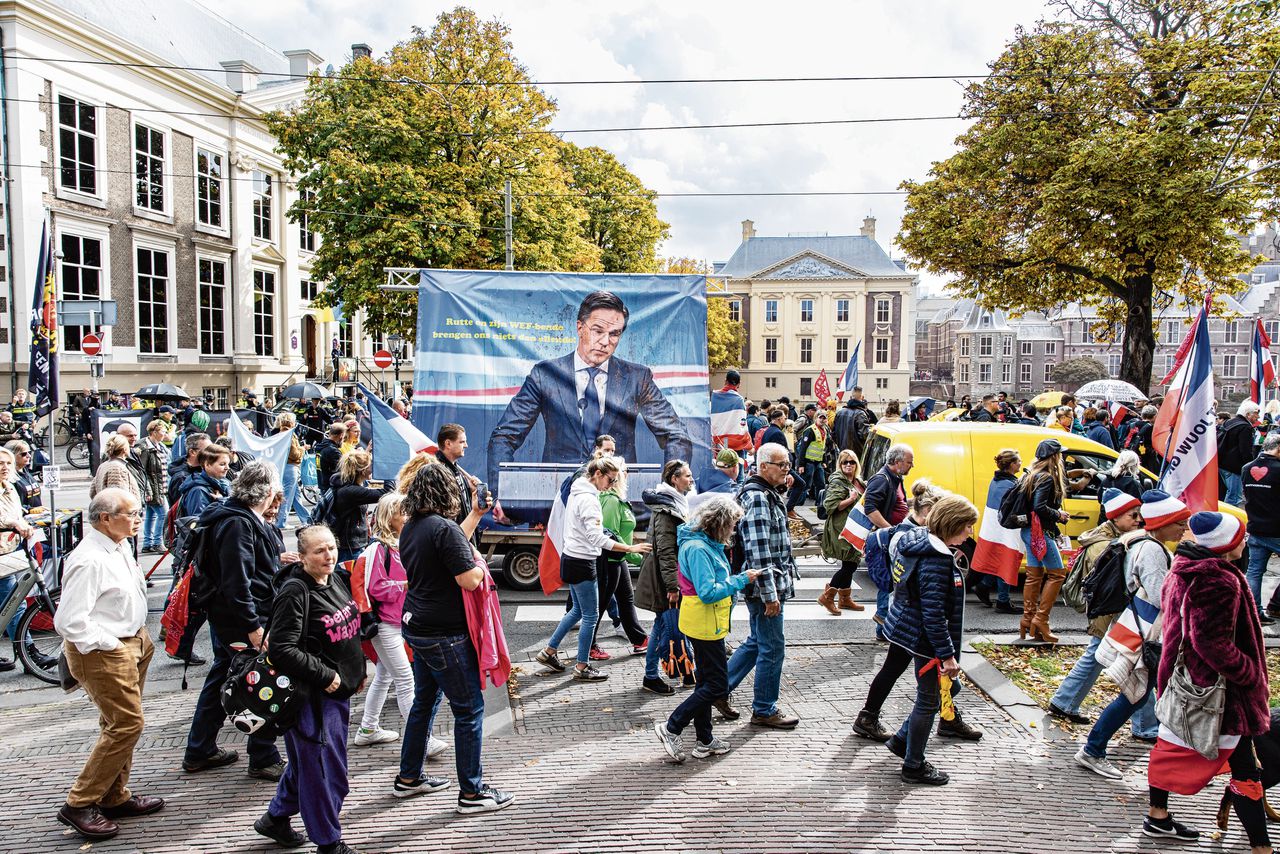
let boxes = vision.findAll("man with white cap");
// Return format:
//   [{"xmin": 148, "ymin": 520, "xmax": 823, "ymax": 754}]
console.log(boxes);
[
  {"xmin": 1075, "ymin": 489, "xmax": 1190, "ymax": 780},
  {"xmin": 1048, "ymin": 488, "xmax": 1153, "ymax": 732}
]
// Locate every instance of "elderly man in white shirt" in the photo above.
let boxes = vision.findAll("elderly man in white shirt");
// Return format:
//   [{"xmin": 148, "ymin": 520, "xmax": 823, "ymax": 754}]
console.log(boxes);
[{"xmin": 53, "ymin": 487, "xmax": 164, "ymax": 841}]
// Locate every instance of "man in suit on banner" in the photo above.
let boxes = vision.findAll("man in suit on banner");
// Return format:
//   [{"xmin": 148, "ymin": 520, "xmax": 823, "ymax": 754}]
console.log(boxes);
[{"xmin": 488, "ymin": 290, "xmax": 692, "ymax": 509}]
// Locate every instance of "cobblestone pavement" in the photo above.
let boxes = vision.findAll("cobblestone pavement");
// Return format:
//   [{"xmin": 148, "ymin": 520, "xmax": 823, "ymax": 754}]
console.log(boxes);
[{"xmin": 4, "ymin": 640, "xmax": 1255, "ymax": 854}]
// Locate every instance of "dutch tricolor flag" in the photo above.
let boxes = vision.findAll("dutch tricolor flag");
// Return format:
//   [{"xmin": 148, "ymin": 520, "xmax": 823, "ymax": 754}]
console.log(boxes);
[
  {"xmin": 839, "ymin": 499, "xmax": 873, "ymax": 550},
  {"xmin": 360, "ymin": 383, "xmax": 437, "ymax": 482},
  {"xmin": 537, "ymin": 475, "xmax": 575, "ymax": 596},
  {"xmin": 971, "ymin": 476, "xmax": 1025, "ymax": 585}
]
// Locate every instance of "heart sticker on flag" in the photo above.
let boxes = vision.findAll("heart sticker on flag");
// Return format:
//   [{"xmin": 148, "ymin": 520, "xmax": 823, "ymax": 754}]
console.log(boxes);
[{"xmin": 1251, "ymin": 466, "xmax": 1268, "ymax": 482}]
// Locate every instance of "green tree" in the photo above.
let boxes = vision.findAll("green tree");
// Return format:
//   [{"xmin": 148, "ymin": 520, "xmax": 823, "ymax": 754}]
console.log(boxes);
[
  {"xmin": 1052, "ymin": 356, "xmax": 1110, "ymax": 389},
  {"xmin": 899, "ymin": 0, "xmax": 1280, "ymax": 393},
  {"xmin": 269, "ymin": 8, "xmax": 663, "ymax": 339},
  {"xmin": 559, "ymin": 144, "xmax": 669, "ymax": 272}
]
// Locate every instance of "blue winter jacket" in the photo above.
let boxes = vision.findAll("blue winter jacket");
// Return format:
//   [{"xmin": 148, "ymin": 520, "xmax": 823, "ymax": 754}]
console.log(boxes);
[
  {"xmin": 883, "ymin": 526, "xmax": 964, "ymax": 661},
  {"xmin": 1085, "ymin": 421, "xmax": 1116, "ymax": 450},
  {"xmin": 179, "ymin": 470, "xmax": 230, "ymax": 517}
]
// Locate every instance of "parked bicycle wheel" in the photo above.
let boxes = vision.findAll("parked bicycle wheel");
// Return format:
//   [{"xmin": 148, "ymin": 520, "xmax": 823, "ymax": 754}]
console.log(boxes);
[
  {"xmin": 65, "ymin": 438, "xmax": 90, "ymax": 469},
  {"xmin": 15, "ymin": 592, "xmax": 60, "ymax": 684},
  {"xmin": 299, "ymin": 484, "xmax": 319, "ymax": 507}
]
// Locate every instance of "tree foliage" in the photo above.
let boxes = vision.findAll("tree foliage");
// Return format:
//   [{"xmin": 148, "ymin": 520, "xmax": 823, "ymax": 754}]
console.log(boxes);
[
  {"xmin": 1052, "ymin": 356, "xmax": 1111, "ymax": 389},
  {"xmin": 267, "ymin": 7, "xmax": 666, "ymax": 340},
  {"xmin": 899, "ymin": 0, "xmax": 1280, "ymax": 393}
]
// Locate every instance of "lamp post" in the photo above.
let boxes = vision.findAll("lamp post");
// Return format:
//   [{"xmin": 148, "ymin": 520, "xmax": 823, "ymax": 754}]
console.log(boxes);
[{"xmin": 387, "ymin": 333, "xmax": 403, "ymax": 399}]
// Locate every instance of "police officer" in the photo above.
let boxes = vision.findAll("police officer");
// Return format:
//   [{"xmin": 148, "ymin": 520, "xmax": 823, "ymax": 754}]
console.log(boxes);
[{"xmin": 8, "ymin": 388, "xmax": 37, "ymax": 426}]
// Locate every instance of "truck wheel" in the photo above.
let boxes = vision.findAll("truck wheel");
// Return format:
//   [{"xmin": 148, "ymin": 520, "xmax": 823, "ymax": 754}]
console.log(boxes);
[{"xmin": 502, "ymin": 548, "xmax": 542, "ymax": 591}]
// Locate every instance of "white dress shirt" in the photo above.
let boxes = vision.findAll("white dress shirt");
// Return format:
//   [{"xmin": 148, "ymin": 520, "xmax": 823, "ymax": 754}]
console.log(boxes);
[
  {"xmin": 54, "ymin": 525, "xmax": 147, "ymax": 653},
  {"xmin": 573, "ymin": 353, "xmax": 610, "ymax": 420}
]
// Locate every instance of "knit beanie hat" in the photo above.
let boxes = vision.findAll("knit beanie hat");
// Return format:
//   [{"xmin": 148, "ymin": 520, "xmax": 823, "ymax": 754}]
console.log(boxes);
[
  {"xmin": 1139, "ymin": 489, "xmax": 1190, "ymax": 529},
  {"xmin": 1187, "ymin": 511, "xmax": 1245, "ymax": 555},
  {"xmin": 1101, "ymin": 488, "xmax": 1141, "ymax": 521}
]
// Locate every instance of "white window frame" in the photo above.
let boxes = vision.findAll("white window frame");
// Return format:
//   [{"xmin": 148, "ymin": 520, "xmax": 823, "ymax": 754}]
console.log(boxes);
[
  {"xmin": 1224, "ymin": 354, "xmax": 1239, "ymax": 377},
  {"xmin": 1045, "ymin": 341, "xmax": 1057, "ymax": 356},
  {"xmin": 764, "ymin": 337, "xmax": 778, "ymax": 363},
  {"xmin": 764, "ymin": 299, "xmax": 778, "ymax": 324},
  {"xmin": 1164, "ymin": 320, "xmax": 1182, "ymax": 344},
  {"xmin": 979, "ymin": 336, "xmax": 993, "ymax": 357},
  {"xmin": 875, "ymin": 297, "xmax": 891, "ymax": 325},
  {"xmin": 193, "ymin": 144, "xmax": 229, "ymax": 236},
  {"xmin": 1108, "ymin": 353, "xmax": 1121, "ymax": 377},
  {"xmin": 132, "ymin": 236, "xmax": 176, "ymax": 354},
  {"xmin": 1020, "ymin": 340, "xmax": 1032, "ymax": 356},
  {"xmin": 252, "ymin": 170, "xmax": 275, "ymax": 244},
  {"xmin": 799, "ymin": 299, "xmax": 814, "ymax": 324},
  {"xmin": 298, "ymin": 188, "xmax": 317, "ymax": 253},
  {"xmin": 799, "ymin": 337, "xmax": 813, "ymax": 363},
  {"xmin": 959, "ymin": 362, "xmax": 970, "ymax": 383},
  {"xmin": 1267, "ymin": 321, "xmax": 1280, "ymax": 343},
  {"xmin": 253, "ymin": 267, "xmax": 278, "ymax": 357},
  {"xmin": 835, "ymin": 299, "xmax": 849, "ymax": 323},
  {"xmin": 1002, "ymin": 336, "xmax": 1012, "ymax": 357},
  {"xmin": 55, "ymin": 219, "xmax": 112, "ymax": 352},
  {"xmin": 874, "ymin": 338, "xmax": 890, "ymax": 365},
  {"xmin": 959, "ymin": 338, "xmax": 970, "ymax": 357},
  {"xmin": 1020, "ymin": 363, "xmax": 1032, "ymax": 383},
  {"xmin": 835, "ymin": 337, "xmax": 849, "ymax": 364},
  {"xmin": 1001, "ymin": 363, "xmax": 1011, "ymax": 384},
  {"xmin": 1043, "ymin": 363, "xmax": 1054, "ymax": 383},
  {"xmin": 979, "ymin": 362, "xmax": 992, "ymax": 384},
  {"xmin": 197, "ymin": 254, "xmax": 230, "ymax": 356},
  {"xmin": 131, "ymin": 119, "xmax": 171, "ymax": 219},
  {"xmin": 727, "ymin": 300, "xmax": 740, "ymax": 323},
  {"xmin": 53, "ymin": 86, "xmax": 107, "ymax": 207},
  {"xmin": 1224, "ymin": 320, "xmax": 1240, "ymax": 345}
]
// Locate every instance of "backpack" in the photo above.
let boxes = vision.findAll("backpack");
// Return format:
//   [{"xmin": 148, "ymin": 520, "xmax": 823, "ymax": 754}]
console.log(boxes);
[
  {"xmin": 159, "ymin": 516, "xmax": 214, "ymax": 666},
  {"xmin": 1062, "ymin": 543, "xmax": 1093, "ymax": 613},
  {"xmin": 1121, "ymin": 423, "xmax": 1141, "ymax": 451},
  {"xmin": 221, "ymin": 578, "xmax": 311, "ymax": 738},
  {"xmin": 863, "ymin": 526, "xmax": 897, "ymax": 592},
  {"xmin": 815, "ymin": 488, "xmax": 829, "ymax": 520},
  {"xmin": 1081, "ymin": 538, "xmax": 1137, "ymax": 619},
  {"xmin": 729, "ymin": 481, "xmax": 773, "ymax": 575},
  {"xmin": 310, "ymin": 488, "xmax": 338, "ymax": 528},
  {"xmin": 998, "ymin": 481, "xmax": 1032, "ymax": 529}
]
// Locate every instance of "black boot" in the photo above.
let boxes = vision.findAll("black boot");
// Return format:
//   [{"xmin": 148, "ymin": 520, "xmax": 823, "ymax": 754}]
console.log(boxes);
[
  {"xmin": 937, "ymin": 711, "xmax": 984, "ymax": 741},
  {"xmin": 18, "ymin": 641, "xmax": 56, "ymax": 673},
  {"xmin": 852, "ymin": 709, "xmax": 892, "ymax": 742}
]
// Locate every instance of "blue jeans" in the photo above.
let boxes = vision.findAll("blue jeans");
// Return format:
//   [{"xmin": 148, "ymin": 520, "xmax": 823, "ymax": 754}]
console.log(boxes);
[
  {"xmin": 142, "ymin": 503, "xmax": 164, "ymax": 549},
  {"xmin": 726, "ymin": 598, "xmax": 787, "ymax": 717},
  {"xmin": 0, "ymin": 573, "xmax": 25, "ymax": 640},
  {"xmin": 1084, "ymin": 683, "xmax": 1153, "ymax": 759},
  {"xmin": 548, "ymin": 578, "xmax": 599, "ymax": 665},
  {"xmin": 874, "ymin": 588, "xmax": 891, "ymax": 621},
  {"xmin": 277, "ymin": 464, "xmax": 312, "ymax": 530},
  {"xmin": 895, "ymin": 655, "xmax": 941, "ymax": 770},
  {"xmin": 1247, "ymin": 534, "xmax": 1280, "ymax": 614},
  {"xmin": 1050, "ymin": 635, "xmax": 1157, "ymax": 737},
  {"xmin": 1225, "ymin": 472, "xmax": 1244, "ymax": 507},
  {"xmin": 645, "ymin": 608, "xmax": 689, "ymax": 681},
  {"xmin": 398, "ymin": 629, "xmax": 485, "ymax": 796},
  {"xmin": 1020, "ymin": 527, "xmax": 1064, "ymax": 569},
  {"xmin": 804, "ymin": 462, "xmax": 827, "ymax": 504}
]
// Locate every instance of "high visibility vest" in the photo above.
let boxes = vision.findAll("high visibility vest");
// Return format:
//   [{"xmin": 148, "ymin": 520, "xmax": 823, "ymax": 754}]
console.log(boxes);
[{"xmin": 804, "ymin": 426, "xmax": 827, "ymax": 462}]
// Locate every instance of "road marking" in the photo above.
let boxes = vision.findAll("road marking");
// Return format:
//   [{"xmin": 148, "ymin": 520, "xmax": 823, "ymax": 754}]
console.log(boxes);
[{"xmin": 512, "ymin": 603, "xmax": 876, "ymax": 623}]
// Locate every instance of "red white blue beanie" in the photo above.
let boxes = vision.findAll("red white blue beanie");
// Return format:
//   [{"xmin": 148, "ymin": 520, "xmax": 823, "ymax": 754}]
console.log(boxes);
[
  {"xmin": 1101, "ymin": 488, "xmax": 1141, "ymax": 521},
  {"xmin": 1139, "ymin": 489, "xmax": 1190, "ymax": 529},
  {"xmin": 1188, "ymin": 511, "xmax": 1245, "ymax": 554}
]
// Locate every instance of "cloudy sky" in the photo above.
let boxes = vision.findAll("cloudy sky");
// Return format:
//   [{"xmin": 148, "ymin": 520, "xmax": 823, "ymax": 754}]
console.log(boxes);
[{"xmin": 215, "ymin": 0, "xmax": 1055, "ymax": 287}]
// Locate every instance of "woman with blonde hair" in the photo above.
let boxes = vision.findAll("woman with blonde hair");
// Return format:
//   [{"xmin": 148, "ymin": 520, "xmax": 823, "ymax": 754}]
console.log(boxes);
[
  {"xmin": 395, "ymin": 452, "xmax": 433, "ymax": 496},
  {"xmin": 90, "ymin": 434, "xmax": 141, "ymax": 503},
  {"xmin": 274, "ymin": 411, "xmax": 311, "ymax": 530},
  {"xmin": 818, "ymin": 449, "xmax": 865, "ymax": 615},
  {"xmin": 329, "ymin": 448, "xmax": 393, "ymax": 563},
  {"xmin": 1018, "ymin": 439, "xmax": 1071, "ymax": 642},
  {"xmin": 340, "ymin": 419, "xmax": 361, "ymax": 456}
]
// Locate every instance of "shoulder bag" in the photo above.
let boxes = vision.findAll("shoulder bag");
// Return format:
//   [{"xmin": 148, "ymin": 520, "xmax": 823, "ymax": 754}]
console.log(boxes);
[{"xmin": 1155, "ymin": 579, "xmax": 1228, "ymax": 760}]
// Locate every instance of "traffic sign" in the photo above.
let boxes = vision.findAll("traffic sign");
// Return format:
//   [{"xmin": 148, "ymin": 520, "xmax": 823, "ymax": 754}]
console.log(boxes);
[
  {"xmin": 373, "ymin": 349, "xmax": 394, "ymax": 369},
  {"xmin": 81, "ymin": 333, "xmax": 102, "ymax": 356}
]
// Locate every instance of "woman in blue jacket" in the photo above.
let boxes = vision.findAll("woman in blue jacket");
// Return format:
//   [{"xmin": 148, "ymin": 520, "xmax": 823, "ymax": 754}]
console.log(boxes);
[
  {"xmin": 882, "ymin": 493, "xmax": 979, "ymax": 786},
  {"xmin": 653, "ymin": 496, "xmax": 762, "ymax": 764}
]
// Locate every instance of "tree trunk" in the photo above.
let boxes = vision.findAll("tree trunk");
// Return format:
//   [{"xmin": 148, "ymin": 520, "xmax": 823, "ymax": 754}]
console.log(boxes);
[{"xmin": 1120, "ymin": 273, "xmax": 1156, "ymax": 394}]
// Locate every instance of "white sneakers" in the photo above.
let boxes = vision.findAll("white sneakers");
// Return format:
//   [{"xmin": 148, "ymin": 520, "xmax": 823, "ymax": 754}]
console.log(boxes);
[
  {"xmin": 1074, "ymin": 748, "xmax": 1123, "ymax": 780},
  {"xmin": 354, "ymin": 727, "xmax": 399, "ymax": 746},
  {"xmin": 427, "ymin": 736, "xmax": 449, "ymax": 759}
]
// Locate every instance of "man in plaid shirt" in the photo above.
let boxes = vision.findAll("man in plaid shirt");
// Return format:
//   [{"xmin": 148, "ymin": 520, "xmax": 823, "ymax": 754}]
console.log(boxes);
[{"xmin": 724, "ymin": 442, "xmax": 801, "ymax": 729}]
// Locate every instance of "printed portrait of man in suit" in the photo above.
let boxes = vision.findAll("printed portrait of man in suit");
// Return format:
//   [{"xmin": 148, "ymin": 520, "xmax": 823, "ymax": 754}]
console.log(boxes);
[{"xmin": 487, "ymin": 290, "xmax": 692, "ymax": 501}]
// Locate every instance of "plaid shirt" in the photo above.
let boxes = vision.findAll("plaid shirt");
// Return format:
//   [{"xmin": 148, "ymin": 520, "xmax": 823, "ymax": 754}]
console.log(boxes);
[{"xmin": 737, "ymin": 477, "xmax": 798, "ymax": 603}]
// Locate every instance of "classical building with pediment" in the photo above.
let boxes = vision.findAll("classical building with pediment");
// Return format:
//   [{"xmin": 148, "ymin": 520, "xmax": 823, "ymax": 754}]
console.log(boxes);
[{"xmin": 715, "ymin": 218, "xmax": 917, "ymax": 404}]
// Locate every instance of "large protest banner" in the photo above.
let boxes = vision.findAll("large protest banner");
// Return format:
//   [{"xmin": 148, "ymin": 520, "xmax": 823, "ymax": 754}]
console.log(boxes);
[{"xmin": 411, "ymin": 270, "xmax": 711, "ymax": 523}]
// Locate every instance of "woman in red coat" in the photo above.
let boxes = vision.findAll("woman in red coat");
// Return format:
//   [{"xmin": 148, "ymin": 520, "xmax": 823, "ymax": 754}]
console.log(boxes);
[{"xmin": 1145, "ymin": 511, "xmax": 1271, "ymax": 851}]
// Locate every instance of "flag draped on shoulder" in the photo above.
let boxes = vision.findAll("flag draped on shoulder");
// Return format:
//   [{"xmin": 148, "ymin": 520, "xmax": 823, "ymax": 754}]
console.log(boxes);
[
  {"xmin": 29, "ymin": 221, "xmax": 58, "ymax": 417},
  {"xmin": 710, "ymin": 385, "xmax": 750, "ymax": 451},
  {"xmin": 835, "ymin": 342, "xmax": 861, "ymax": 401},
  {"xmin": 538, "ymin": 475, "xmax": 574, "ymax": 595},
  {"xmin": 1153, "ymin": 310, "xmax": 1218, "ymax": 514},
  {"xmin": 839, "ymin": 498, "xmax": 872, "ymax": 550},
  {"xmin": 360, "ymin": 383, "xmax": 437, "ymax": 482},
  {"xmin": 971, "ymin": 476, "xmax": 1024, "ymax": 585},
  {"xmin": 1250, "ymin": 319, "xmax": 1276, "ymax": 404}
]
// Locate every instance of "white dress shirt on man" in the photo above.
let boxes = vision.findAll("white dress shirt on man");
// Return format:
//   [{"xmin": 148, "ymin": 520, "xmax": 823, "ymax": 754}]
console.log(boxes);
[{"xmin": 54, "ymin": 525, "xmax": 147, "ymax": 653}]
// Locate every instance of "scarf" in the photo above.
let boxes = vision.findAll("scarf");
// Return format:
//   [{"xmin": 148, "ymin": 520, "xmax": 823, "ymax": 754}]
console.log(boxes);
[{"xmin": 654, "ymin": 482, "xmax": 690, "ymax": 520}]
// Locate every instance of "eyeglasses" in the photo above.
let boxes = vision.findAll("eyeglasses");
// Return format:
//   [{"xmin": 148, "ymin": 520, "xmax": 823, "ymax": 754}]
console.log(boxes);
[
  {"xmin": 840, "ymin": 461, "xmax": 856, "ymax": 467},
  {"xmin": 15, "ymin": 452, "xmax": 28, "ymax": 457},
  {"xmin": 114, "ymin": 510, "xmax": 144, "ymax": 519},
  {"xmin": 762, "ymin": 461, "xmax": 791, "ymax": 471}
]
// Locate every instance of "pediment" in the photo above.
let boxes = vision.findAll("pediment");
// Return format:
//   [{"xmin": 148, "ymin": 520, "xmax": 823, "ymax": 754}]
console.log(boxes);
[{"xmin": 755, "ymin": 251, "xmax": 865, "ymax": 280}]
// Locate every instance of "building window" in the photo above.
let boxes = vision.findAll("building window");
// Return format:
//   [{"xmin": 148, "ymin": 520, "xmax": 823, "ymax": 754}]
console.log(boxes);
[
  {"xmin": 959, "ymin": 362, "xmax": 970, "ymax": 383},
  {"xmin": 1045, "ymin": 341, "xmax": 1057, "ymax": 356},
  {"xmin": 59, "ymin": 233, "xmax": 103, "ymax": 351},
  {"xmin": 1020, "ymin": 340, "xmax": 1032, "ymax": 356},
  {"xmin": 799, "ymin": 299, "xmax": 814, "ymax": 323},
  {"xmin": 299, "ymin": 188, "xmax": 316, "ymax": 252},
  {"xmin": 764, "ymin": 337, "xmax": 778, "ymax": 363},
  {"xmin": 874, "ymin": 338, "xmax": 889, "ymax": 365},
  {"xmin": 765, "ymin": 377, "xmax": 777, "ymax": 389},
  {"xmin": 979, "ymin": 363, "xmax": 992, "ymax": 384},
  {"xmin": 1001, "ymin": 363, "xmax": 1011, "ymax": 384},
  {"xmin": 196, "ymin": 148, "xmax": 224, "ymax": 229},
  {"xmin": 979, "ymin": 336, "xmax": 992, "ymax": 357},
  {"xmin": 1044, "ymin": 363, "xmax": 1054, "ymax": 383},
  {"xmin": 135, "ymin": 247, "xmax": 169, "ymax": 353},
  {"xmin": 134, "ymin": 124, "xmax": 165, "ymax": 212},
  {"xmin": 836, "ymin": 299, "xmax": 849, "ymax": 323},
  {"xmin": 1164, "ymin": 320, "xmax": 1182, "ymax": 344},
  {"xmin": 301, "ymin": 280, "xmax": 319, "ymax": 301},
  {"xmin": 800, "ymin": 377, "xmax": 812, "ymax": 397},
  {"xmin": 57, "ymin": 95, "xmax": 98, "ymax": 196},
  {"xmin": 1267, "ymin": 321, "xmax": 1280, "ymax": 343},
  {"xmin": 875, "ymin": 298, "xmax": 891, "ymax": 324},
  {"xmin": 876, "ymin": 377, "xmax": 889, "ymax": 390},
  {"xmin": 338, "ymin": 319, "xmax": 354, "ymax": 358},
  {"xmin": 959, "ymin": 338, "xmax": 970, "ymax": 357},
  {"xmin": 799, "ymin": 338, "xmax": 813, "ymax": 363},
  {"xmin": 202, "ymin": 387, "xmax": 229, "ymax": 409},
  {"xmin": 728, "ymin": 300, "xmax": 740, "ymax": 323},
  {"xmin": 835, "ymin": 337, "xmax": 849, "ymax": 364},
  {"xmin": 1224, "ymin": 321, "xmax": 1240, "ymax": 345},
  {"xmin": 1020, "ymin": 363, "xmax": 1032, "ymax": 383},
  {"xmin": 1108, "ymin": 353, "xmax": 1121, "ymax": 377},
  {"xmin": 764, "ymin": 299, "xmax": 778, "ymax": 324},
  {"xmin": 1166, "ymin": 354, "xmax": 1176, "ymax": 375},
  {"xmin": 1002, "ymin": 336, "xmax": 1012, "ymax": 357},
  {"xmin": 1224, "ymin": 354, "xmax": 1239, "ymax": 377},
  {"xmin": 198, "ymin": 258, "xmax": 226, "ymax": 355},
  {"xmin": 252, "ymin": 171, "xmax": 273, "ymax": 241},
  {"xmin": 253, "ymin": 270, "xmax": 276, "ymax": 356}
]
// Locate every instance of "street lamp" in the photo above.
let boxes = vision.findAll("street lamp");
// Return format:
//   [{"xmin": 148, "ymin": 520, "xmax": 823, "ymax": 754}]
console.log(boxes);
[{"xmin": 387, "ymin": 333, "xmax": 403, "ymax": 399}]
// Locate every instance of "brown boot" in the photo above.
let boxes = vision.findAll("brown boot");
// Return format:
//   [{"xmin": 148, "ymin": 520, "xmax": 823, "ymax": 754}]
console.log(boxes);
[
  {"xmin": 1031, "ymin": 568, "xmax": 1066, "ymax": 643},
  {"xmin": 837, "ymin": 589, "xmax": 864, "ymax": 611},
  {"xmin": 1020, "ymin": 567, "xmax": 1044, "ymax": 640},
  {"xmin": 816, "ymin": 585, "xmax": 841, "ymax": 616}
]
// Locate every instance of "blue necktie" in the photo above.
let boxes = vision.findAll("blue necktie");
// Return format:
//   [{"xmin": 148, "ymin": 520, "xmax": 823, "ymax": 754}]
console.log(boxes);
[{"xmin": 582, "ymin": 367, "xmax": 602, "ymax": 444}]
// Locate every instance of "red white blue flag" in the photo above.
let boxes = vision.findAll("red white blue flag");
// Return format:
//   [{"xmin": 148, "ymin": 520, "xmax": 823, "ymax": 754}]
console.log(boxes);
[
  {"xmin": 537, "ymin": 475, "xmax": 575, "ymax": 595},
  {"xmin": 835, "ymin": 342, "xmax": 860, "ymax": 401},
  {"xmin": 971, "ymin": 476, "xmax": 1024, "ymax": 585},
  {"xmin": 360, "ymin": 383, "xmax": 437, "ymax": 481},
  {"xmin": 1250, "ymin": 319, "xmax": 1276, "ymax": 404},
  {"xmin": 710, "ymin": 386, "xmax": 750, "ymax": 451},
  {"xmin": 839, "ymin": 498, "xmax": 873, "ymax": 550},
  {"xmin": 1154, "ymin": 310, "xmax": 1218, "ymax": 514}
]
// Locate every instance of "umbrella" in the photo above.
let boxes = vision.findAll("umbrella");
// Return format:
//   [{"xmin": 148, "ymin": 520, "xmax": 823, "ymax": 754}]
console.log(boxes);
[
  {"xmin": 134, "ymin": 383, "xmax": 189, "ymax": 400},
  {"xmin": 1030, "ymin": 390, "xmax": 1066, "ymax": 410},
  {"xmin": 929, "ymin": 407, "xmax": 965, "ymax": 422},
  {"xmin": 1075, "ymin": 379, "xmax": 1146, "ymax": 402},
  {"xmin": 907, "ymin": 396, "xmax": 936, "ymax": 420},
  {"xmin": 279, "ymin": 382, "xmax": 331, "ymax": 400}
]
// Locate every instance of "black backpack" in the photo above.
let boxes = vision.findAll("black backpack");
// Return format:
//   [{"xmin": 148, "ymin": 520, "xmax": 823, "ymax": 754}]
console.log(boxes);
[
  {"xmin": 1082, "ymin": 538, "xmax": 1138, "ymax": 619},
  {"xmin": 729, "ymin": 481, "xmax": 773, "ymax": 574},
  {"xmin": 815, "ymin": 488, "xmax": 829, "ymax": 520},
  {"xmin": 311, "ymin": 488, "xmax": 338, "ymax": 528},
  {"xmin": 221, "ymin": 577, "xmax": 312, "ymax": 738},
  {"xmin": 998, "ymin": 482, "xmax": 1032, "ymax": 529}
]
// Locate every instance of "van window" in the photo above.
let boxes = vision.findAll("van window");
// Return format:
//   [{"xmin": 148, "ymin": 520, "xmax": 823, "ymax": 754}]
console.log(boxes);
[
  {"xmin": 1063, "ymin": 451, "xmax": 1115, "ymax": 499},
  {"xmin": 862, "ymin": 433, "xmax": 890, "ymax": 479}
]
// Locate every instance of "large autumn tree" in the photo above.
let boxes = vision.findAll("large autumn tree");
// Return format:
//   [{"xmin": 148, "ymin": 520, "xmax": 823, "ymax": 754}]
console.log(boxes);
[
  {"xmin": 267, "ymin": 7, "xmax": 666, "ymax": 339},
  {"xmin": 899, "ymin": 0, "xmax": 1280, "ymax": 392}
]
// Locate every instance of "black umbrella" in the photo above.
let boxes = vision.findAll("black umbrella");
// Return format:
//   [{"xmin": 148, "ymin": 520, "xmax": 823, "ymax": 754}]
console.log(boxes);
[
  {"xmin": 279, "ymin": 382, "xmax": 331, "ymax": 400},
  {"xmin": 134, "ymin": 383, "xmax": 189, "ymax": 400},
  {"xmin": 907, "ymin": 396, "xmax": 936, "ymax": 419}
]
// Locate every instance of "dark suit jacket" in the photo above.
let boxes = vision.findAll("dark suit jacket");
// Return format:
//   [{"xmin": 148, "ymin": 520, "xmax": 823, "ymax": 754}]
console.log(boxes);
[{"xmin": 487, "ymin": 352, "xmax": 692, "ymax": 491}]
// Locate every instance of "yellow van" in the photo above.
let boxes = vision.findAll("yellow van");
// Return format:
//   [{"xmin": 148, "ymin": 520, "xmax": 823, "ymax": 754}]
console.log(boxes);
[{"xmin": 859, "ymin": 422, "xmax": 1244, "ymax": 548}]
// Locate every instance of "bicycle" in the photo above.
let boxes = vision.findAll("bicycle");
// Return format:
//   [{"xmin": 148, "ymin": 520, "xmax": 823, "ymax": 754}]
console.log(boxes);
[
  {"xmin": 0, "ymin": 541, "xmax": 61, "ymax": 684},
  {"xmin": 64, "ymin": 435, "xmax": 90, "ymax": 469}
]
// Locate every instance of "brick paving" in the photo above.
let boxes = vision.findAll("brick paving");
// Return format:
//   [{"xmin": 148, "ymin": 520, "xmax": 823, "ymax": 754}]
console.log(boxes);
[{"xmin": 3, "ymin": 641, "xmax": 1257, "ymax": 853}]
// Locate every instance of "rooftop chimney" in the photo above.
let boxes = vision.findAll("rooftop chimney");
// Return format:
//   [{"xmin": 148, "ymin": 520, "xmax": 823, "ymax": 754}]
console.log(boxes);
[
  {"xmin": 220, "ymin": 60, "xmax": 261, "ymax": 93},
  {"xmin": 860, "ymin": 215, "xmax": 876, "ymax": 242},
  {"xmin": 741, "ymin": 219, "xmax": 756, "ymax": 241},
  {"xmin": 284, "ymin": 49, "xmax": 324, "ymax": 79},
  {"xmin": 351, "ymin": 43, "xmax": 372, "ymax": 61}
]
